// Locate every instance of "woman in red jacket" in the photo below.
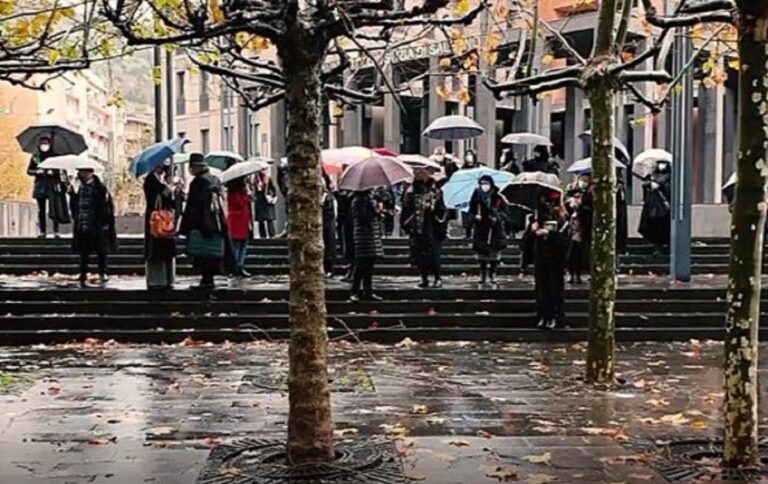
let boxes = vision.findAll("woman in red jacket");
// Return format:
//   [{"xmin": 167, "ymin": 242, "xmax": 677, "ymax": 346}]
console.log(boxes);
[{"xmin": 226, "ymin": 177, "xmax": 252, "ymax": 277}]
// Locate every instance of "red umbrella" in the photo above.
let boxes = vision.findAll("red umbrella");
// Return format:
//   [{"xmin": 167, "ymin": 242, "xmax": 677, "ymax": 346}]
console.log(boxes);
[{"xmin": 372, "ymin": 147, "xmax": 398, "ymax": 157}]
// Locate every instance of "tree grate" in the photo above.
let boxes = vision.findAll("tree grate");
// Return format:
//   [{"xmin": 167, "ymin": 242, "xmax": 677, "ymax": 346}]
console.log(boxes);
[
  {"xmin": 196, "ymin": 438, "xmax": 407, "ymax": 483},
  {"xmin": 631, "ymin": 437, "xmax": 768, "ymax": 482}
]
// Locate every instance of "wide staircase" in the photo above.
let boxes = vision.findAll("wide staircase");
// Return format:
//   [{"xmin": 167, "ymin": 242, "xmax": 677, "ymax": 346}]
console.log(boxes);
[
  {"xmin": 0, "ymin": 237, "xmax": 764, "ymax": 345},
  {"xmin": 0, "ymin": 236, "xmax": 747, "ymax": 276}
]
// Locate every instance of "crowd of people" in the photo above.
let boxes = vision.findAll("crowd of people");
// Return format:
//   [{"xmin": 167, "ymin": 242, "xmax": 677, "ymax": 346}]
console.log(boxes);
[{"xmin": 26, "ymin": 137, "xmax": 673, "ymax": 327}]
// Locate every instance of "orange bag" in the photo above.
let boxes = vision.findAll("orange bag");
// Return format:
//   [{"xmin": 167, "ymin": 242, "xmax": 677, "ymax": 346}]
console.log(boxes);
[{"xmin": 150, "ymin": 196, "xmax": 175, "ymax": 239}]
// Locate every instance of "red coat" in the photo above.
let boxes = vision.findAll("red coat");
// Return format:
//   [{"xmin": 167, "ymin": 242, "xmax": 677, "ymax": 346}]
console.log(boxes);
[{"xmin": 227, "ymin": 189, "xmax": 251, "ymax": 240}]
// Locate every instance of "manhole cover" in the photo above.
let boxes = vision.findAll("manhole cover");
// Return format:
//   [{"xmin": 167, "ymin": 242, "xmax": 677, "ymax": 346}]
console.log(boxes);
[
  {"xmin": 196, "ymin": 438, "xmax": 406, "ymax": 483},
  {"xmin": 636, "ymin": 438, "xmax": 768, "ymax": 482}
]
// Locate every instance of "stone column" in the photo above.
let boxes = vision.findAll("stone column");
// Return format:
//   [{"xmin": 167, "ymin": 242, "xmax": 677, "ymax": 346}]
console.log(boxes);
[
  {"xmin": 698, "ymin": 84, "xmax": 725, "ymax": 203},
  {"xmin": 270, "ymin": 101, "xmax": 286, "ymax": 159},
  {"xmin": 723, "ymin": 84, "xmax": 738, "ymax": 189},
  {"xmin": 423, "ymin": 56, "xmax": 446, "ymax": 156},
  {"xmin": 383, "ymin": 66, "xmax": 401, "ymax": 153},
  {"xmin": 564, "ymin": 85, "xmax": 586, "ymax": 163}
]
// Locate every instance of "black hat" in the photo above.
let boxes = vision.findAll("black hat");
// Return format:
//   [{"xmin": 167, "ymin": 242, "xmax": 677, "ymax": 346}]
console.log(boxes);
[{"xmin": 189, "ymin": 152, "xmax": 206, "ymax": 166}]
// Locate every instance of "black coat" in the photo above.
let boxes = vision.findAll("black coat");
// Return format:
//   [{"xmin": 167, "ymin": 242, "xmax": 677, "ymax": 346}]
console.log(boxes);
[
  {"xmin": 522, "ymin": 157, "xmax": 560, "ymax": 176},
  {"xmin": 565, "ymin": 189, "xmax": 593, "ymax": 268},
  {"xmin": 253, "ymin": 178, "xmax": 277, "ymax": 221},
  {"xmin": 336, "ymin": 191, "xmax": 355, "ymax": 261},
  {"xmin": 468, "ymin": 188, "xmax": 508, "ymax": 255},
  {"xmin": 27, "ymin": 153, "xmax": 71, "ymax": 223},
  {"xmin": 70, "ymin": 177, "xmax": 117, "ymax": 253},
  {"xmin": 402, "ymin": 179, "xmax": 447, "ymax": 263},
  {"xmin": 638, "ymin": 170, "xmax": 671, "ymax": 246},
  {"xmin": 322, "ymin": 188, "xmax": 337, "ymax": 264},
  {"xmin": 179, "ymin": 169, "xmax": 225, "ymax": 238},
  {"xmin": 143, "ymin": 172, "xmax": 176, "ymax": 262},
  {"xmin": 351, "ymin": 192, "xmax": 384, "ymax": 259}
]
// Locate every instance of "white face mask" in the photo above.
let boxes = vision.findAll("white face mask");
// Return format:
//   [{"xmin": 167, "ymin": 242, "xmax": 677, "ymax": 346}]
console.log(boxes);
[
  {"xmin": 39, "ymin": 144, "xmax": 50, "ymax": 153},
  {"xmin": 577, "ymin": 181, "xmax": 588, "ymax": 190},
  {"xmin": 657, "ymin": 163, "xmax": 668, "ymax": 172},
  {"xmin": 480, "ymin": 183, "xmax": 491, "ymax": 193},
  {"xmin": 465, "ymin": 156, "xmax": 475, "ymax": 164}
]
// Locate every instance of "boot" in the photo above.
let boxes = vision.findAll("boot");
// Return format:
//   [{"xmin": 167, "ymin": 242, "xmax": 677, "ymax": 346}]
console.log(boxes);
[
  {"xmin": 489, "ymin": 262, "xmax": 498, "ymax": 284},
  {"xmin": 479, "ymin": 262, "xmax": 487, "ymax": 285},
  {"xmin": 418, "ymin": 273, "xmax": 430, "ymax": 289},
  {"xmin": 433, "ymin": 278, "xmax": 443, "ymax": 288}
]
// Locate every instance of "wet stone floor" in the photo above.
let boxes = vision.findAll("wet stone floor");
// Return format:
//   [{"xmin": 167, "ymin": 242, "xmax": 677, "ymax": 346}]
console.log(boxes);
[{"xmin": 0, "ymin": 339, "xmax": 764, "ymax": 483}]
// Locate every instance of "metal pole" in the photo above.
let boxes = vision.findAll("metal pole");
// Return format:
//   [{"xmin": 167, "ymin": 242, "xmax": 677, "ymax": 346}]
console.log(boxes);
[
  {"xmin": 165, "ymin": 50, "xmax": 174, "ymax": 139},
  {"xmin": 153, "ymin": 47, "xmax": 163, "ymax": 142},
  {"xmin": 670, "ymin": 27, "xmax": 693, "ymax": 281}
]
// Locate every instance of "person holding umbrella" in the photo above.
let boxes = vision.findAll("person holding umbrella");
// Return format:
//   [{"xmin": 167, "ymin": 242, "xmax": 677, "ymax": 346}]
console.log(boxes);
[
  {"xmin": 26, "ymin": 136, "xmax": 69, "ymax": 238},
  {"xmin": 70, "ymin": 165, "xmax": 117, "ymax": 287},
  {"xmin": 143, "ymin": 160, "xmax": 176, "ymax": 289},
  {"xmin": 226, "ymin": 176, "xmax": 252, "ymax": 277},
  {"xmin": 638, "ymin": 160, "xmax": 672, "ymax": 255},
  {"xmin": 252, "ymin": 170, "xmax": 278, "ymax": 238},
  {"xmin": 565, "ymin": 174, "xmax": 593, "ymax": 284},
  {"xmin": 523, "ymin": 145, "xmax": 560, "ymax": 175},
  {"xmin": 523, "ymin": 192, "xmax": 568, "ymax": 329},
  {"xmin": 179, "ymin": 153, "xmax": 227, "ymax": 289},
  {"xmin": 402, "ymin": 168, "xmax": 447, "ymax": 288},
  {"xmin": 468, "ymin": 175, "xmax": 509, "ymax": 285}
]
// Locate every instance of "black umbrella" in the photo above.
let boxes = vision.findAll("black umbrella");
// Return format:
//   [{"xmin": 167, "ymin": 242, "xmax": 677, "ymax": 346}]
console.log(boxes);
[
  {"xmin": 16, "ymin": 124, "xmax": 87, "ymax": 155},
  {"xmin": 501, "ymin": 172, "xmax": 563, "ymax": 211}
]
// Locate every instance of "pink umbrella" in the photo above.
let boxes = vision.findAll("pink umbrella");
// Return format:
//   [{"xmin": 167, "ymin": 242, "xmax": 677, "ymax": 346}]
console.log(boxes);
[
  {"xmin": 372, "ymin": 147, "xmax": 398, "ymax": 157},
  {"xmin": 322, "ymin": 146, "xmax": 376, "ymax": 175},
  {"xmin": 338, "ymin": 156, "xmax": 413, "ymax": 191}
]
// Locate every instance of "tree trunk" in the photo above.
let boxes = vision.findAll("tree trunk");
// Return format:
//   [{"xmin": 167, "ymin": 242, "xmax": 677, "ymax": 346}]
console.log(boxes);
[
  {"xmin": 584, "ymin": 0, "xmax": 618, "ymax": 385},
  {"xmin": 280, "ymin": 41, "xmax": 335, "ymax": 464},
  {"xmin": 722, "ymin": 3, "xmax": 768, "ymax": 466},
  {"xmin": 585, "ymin": 82, "xmax": 617, "ymax": 385}
]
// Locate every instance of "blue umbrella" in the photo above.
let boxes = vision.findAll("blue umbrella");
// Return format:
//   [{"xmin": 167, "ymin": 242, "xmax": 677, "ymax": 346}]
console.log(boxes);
[
  {"xmin": 442, "ymin": 167, "xmax": 514, "ymax": 211},
  {"xmin": 132, "ymin": 138, "xmax": 189, "ymax": 177}
]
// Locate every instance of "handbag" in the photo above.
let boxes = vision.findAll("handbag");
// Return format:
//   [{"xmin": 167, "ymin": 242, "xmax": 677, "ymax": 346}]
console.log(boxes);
[
  {"xmin": 187, "ymin": 229, "xmax": 224, "ymax": 259},
  {"xmin": 150, "ymin": 196, "xmax": 176, "ymax": 239}
]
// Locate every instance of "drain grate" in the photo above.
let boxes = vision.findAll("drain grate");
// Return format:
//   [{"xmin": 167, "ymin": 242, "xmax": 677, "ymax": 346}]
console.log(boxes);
[
  {"xmin": 196, "ymin": 438, "xmax": 406, "ymax": 483},
  {"xmin": 632, "ymin": 438, "xmax": 768, "ymax": 482}
]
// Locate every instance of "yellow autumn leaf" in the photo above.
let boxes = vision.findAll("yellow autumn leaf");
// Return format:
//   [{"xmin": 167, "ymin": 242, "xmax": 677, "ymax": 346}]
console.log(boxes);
[
  {"xmin": 151, "ymin": 66, "xmax": 162, "ymax": 85},
  {"xmin": 463, "ymin": 53, "xmax": 478, "ymax": 71},
  {"xmin": 541, "ymin": 53, "xmax": 554, "ymax": 66},
  {"xmin": 728, "ymin": 58, "xmax": 740, "ymax": 70},
  {"xmin": 0, "ymin": 0, "xmax": 14, "ymax": 15},
  {"xmin": 620, "ymin": 51, "xmax": 634, "ymax": 62},
  {"xmin": 47, "ymin": 49, "xmax": 60, "ymax": 65},
  {"xmin": 453, "ymin": 0, "xmax": 470, "ymax": 15},
  {"xmin": 494, "ymin": 1, "xmax": 509, "ymax": 19},
  {"xmin": 524, "ymin": 452, "xmax": 552, "ymax": 465},
  {"xmin": 456, "ymin": 88, "xmax": 471, "ymax": 105},
  {"xmin": 208, "ymin": 0, "xmax": 224, "ymax": 24},
  {"xmin": 436, "ymin": 84, "xmax": 451, "ymax": 101},
  {"xmin": 438, "ymin": 57, "xmax": 451, "ymax": 68},
  {"xmin": 485, "ymin": 50, "xmax": 499, "ymax": 65},
  {"xmin": 673, "ymin": 84, "xmax": 684, "ymax": 95}
]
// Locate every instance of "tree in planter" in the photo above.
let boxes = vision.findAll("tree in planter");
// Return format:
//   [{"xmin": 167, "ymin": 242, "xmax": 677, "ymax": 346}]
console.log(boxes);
[
  {"xmin": 642, "ymin": 0, "xmax": 765, "ymax": 468},
  {"xmin": 101, "ymin": 0, "xmax": 501, "ymax": 464},
  {"xmin": 484, "ymin": 0, "xmax": 674, "ymax": 385}
]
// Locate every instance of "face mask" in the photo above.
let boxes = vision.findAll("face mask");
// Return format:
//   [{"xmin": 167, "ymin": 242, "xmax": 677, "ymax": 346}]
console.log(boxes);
[
  {"xmin": 657, "ymin": 163, "xmax": 668, "ymax": 172},
  {"xmin": 578, "ymin": 181, "xmax": 588, "ymax": 190},
  {"xmin": 465, "ymin": 156, "xmax": 474, "ymax": 164},
  {"xmin": 39, "ymin": 144, "xmax": 50, "ymax": 153},
  {"xmin": 480, "ymin": 183, "xmax": 491, "ymax": 193}
]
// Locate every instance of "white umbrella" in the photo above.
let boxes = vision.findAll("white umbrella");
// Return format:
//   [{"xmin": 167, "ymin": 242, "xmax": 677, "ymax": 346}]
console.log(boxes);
[
  {"xmin": 579, "ymin": 130, "xmax": 631, "ymax": 162},
  {"xmin": 398, "ymin": 154, "xmax": 441, "ymax": 170},
  {"xmin": 221, "ymin": 158, "xmax": 272, "ymax": 184},
  {"xmin": 38, "ymin": 155, "xmax": 104, "ymax": 172},
  {"xmin": 422, "ymin": 115, "xmax": 484, "ymax": 141},
  {"xmin": 633, "ymin": 148, "xmax": 673, "ymax": 177},
  {"xmin": 567, "ymin": 157, "xmax": 626, "ymax": 174},
  {"xmin": 501, "ymin": 132, "xmax": 553, "ymax": 146}
]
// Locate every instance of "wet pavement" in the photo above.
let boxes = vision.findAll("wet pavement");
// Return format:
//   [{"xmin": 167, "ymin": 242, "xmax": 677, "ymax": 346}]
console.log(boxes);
[{"xmin": 0, "ymin": 339, "xmax": 761, "ymax": 483}]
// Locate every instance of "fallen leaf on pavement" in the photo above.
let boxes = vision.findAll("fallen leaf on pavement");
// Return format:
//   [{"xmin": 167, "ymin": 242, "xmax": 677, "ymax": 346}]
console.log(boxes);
[
  {"xmin": 395, "ymin": 337, "xmax": 418, "ymax": 348},
  {"xmin": 333, "ymin": 428, "xmax": 359, "ymax": 437},
  {"xmin": 446, "ymin": 439, "xmax": 471, "ymax": 447},
  {"xmin": 483, "ymin": 465, "xmax": 519, "ymax": 481},
  {"xmin": 412, "ymin": 404, "xmax": 430, "ymax": 414},
  {"xmin": 524, "ymin": 452, "xmax": 552, "ymax": 465},
  {"xmin": 526, "ymin": 473, "xmax": 558, "ymax": 484},
  {"xmin": 477, "ymin": 429, "xmax": 494, "ymax": 439}
]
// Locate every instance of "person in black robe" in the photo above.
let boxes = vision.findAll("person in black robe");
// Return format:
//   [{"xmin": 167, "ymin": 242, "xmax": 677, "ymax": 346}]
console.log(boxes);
[
  {"xmin": 565, "ymin": 175, "xmax": 593, "ymax": 284},
  {"xmin": 638, "ymin": 161, "xmax": 672, "ymax": 254},
  {"xmin": 499, "ymin": 148, "xmax": 520, "ymax": 174},
  {"xmin": 459, "ymin": 149, "xmax": 480, "ymax": 241},
  {"xmin": 179, "ymin": 153, "xmax": 226, "ymax": 289},
  {"xmin": 402, "ymin": 169, "xmax": 447, "ymax": 288},
  {"xmin": 26, "ymin": 136, "xmax": 70, "ymax": 237},
  {"xmin": 336, "ymin": 190, "xmax": 355, "ymax": 282},
  {"xmin": 143, "ymin": 161, "xmax": 176, "ymax": 289},
  {"xmin": 252, "ymin": 171, "xmax": 278, "ymax": 238},
  {"xmin": 523, "ymin": 194, "xmax": 568, "ymax": 329},
  {"xmin": 349, "ymin": 190, "xmax": 384, "ymax": 302},
  {"xmin": 70, "ymin": 169, "xmax": 117, "ymax": 287},
  {"xmin": 468, "ymin": 175, "xmax": 508, "ymax": 285},
  {"xmin": 322, "ymin": 174, "xmax": 337, "ymax": 278},
  {"xmin": 523, "ymin": 145, "xmax": 560, "ymax": 175}
]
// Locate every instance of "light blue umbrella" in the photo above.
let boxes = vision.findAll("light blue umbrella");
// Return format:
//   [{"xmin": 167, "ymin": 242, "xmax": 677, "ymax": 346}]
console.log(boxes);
[
  {"xmin": 442, "ymin": 167, "xmax": 514, "ymax": 211},
  {"xmin": 567, "ymin": 157, "xmax": 626, "ymax": 175},
  {"xmin": 132, "ymin": 138, "xmax": 189, "ymax": 177}
]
